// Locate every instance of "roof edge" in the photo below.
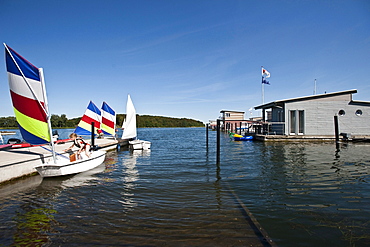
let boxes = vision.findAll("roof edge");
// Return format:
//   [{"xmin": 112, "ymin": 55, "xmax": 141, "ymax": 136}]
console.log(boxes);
[{"xmin": 254, "ymin": 89, "xmax": 358, "ymax": 110}]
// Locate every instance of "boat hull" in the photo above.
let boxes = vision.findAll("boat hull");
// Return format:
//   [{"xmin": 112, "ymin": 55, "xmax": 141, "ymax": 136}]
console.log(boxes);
[
  {"xmin": 129, "ymin": 140, "xmax": 151, "ymax": 150},
  {"xmin": 34, "ymin": 150, "xmax": 106, "ymax": 177}
]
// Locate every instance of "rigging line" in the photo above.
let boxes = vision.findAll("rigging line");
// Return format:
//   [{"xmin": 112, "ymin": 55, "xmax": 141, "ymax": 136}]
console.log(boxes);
[{"xmin": 39, "ymin": 146, "xmax": 69, "ymax": 160}]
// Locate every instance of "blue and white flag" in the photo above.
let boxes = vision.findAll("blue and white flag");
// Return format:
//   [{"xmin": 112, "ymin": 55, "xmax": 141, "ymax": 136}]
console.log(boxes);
[{"xmin": 262, "ymin": 78, "xmax": 270, "ymax": 85}]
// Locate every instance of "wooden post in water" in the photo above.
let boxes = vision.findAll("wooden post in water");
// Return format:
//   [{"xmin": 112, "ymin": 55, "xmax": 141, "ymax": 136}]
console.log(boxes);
[
  {"xmin": 216, "ymin": 119, "xmax": 221, "ymax": 164},
  {"xmin": 334, "ymin": 115, "xmax": 340, "ymax": 150},
  {"xmin": 206, "ymin": 123, "xmax": 209, "ymax": 149},
  {"xmin": 91, "ymin": 122, "xmax": 95, "ymax": 149}
]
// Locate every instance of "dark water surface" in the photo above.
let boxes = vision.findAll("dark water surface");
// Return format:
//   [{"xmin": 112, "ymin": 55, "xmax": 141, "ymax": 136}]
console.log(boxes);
[{"xmin": 0, "ymin": 128, "xmax": 369, "ymax": 246}]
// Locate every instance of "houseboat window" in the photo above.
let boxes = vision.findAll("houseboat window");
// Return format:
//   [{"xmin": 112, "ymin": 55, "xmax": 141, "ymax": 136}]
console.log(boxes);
[
  {"xmin": 298, "ymin": 110, "xmax": 304, "ymax": 134},
  {"xmin": 338, "ymin": 110, "xmax": 345, "ymax": 116},
  {"xmin": 290, "ymin": 110, "xmax": 296, "ymax": 134},
  {"xmin": 355, "ymin": 109, "xmax": 362, "ymax": 116}
]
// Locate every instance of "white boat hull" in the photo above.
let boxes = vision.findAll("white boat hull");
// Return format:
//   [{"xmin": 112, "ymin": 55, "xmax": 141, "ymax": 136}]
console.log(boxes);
[
  {"xmin": 129, "ymin": 140, "xmax": 151, "ymax": 150},
  {"xmin": 34, "ymin": 150, "xmax": 106, "ymax": 177}
]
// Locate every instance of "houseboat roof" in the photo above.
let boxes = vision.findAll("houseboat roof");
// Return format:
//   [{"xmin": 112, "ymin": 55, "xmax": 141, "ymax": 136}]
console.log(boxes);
[
  {"xmin": 254, "ymin": 89, "xmax": 358, "ymax": 110},
  {"xmin": 220, "ymin": 110, "xmax": 245, "ymax": 113}
]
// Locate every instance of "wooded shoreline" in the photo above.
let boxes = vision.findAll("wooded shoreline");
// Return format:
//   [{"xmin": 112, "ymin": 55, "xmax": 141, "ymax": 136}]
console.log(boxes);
[{"xmin": 0, "ymin": 114, "xmax": 204, "ymax": 128}]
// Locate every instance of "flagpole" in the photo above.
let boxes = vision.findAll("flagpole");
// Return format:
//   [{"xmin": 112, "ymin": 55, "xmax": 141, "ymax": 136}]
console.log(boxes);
[{"xmin": 262, "ymin": 75, "xmax": 265, "ymax": 104}]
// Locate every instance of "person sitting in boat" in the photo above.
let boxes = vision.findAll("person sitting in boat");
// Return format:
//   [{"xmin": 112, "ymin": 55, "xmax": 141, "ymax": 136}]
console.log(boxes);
[
  {"xmin": 64, "ymin": 133, "xmax": 90, "ymax": 159},
  {"xmin": 96, "ymin": 129, "xmax": 104, "ymax": 139}
]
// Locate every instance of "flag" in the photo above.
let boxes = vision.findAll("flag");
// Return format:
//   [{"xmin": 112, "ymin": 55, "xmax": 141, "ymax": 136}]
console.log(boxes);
[
  {"xmin": 262, "ymin": 78, "xmax": 270, "ymax": 85},
  {"xmin": 262, "ymin": 68, "xmax": 270, "ymax": 78}
]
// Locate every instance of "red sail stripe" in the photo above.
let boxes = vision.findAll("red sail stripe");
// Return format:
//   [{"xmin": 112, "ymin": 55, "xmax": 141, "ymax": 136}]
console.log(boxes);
[
  {"xmin": 102, "ymin": 117, "xmax": 115, "ymax": 129},
  {"xmin": 10, "ymin": 90, "xmax": 47, "ymax": 122},
  {"xmin": 81, "ymin": 115, "xmax": 101, "ymax": 128}
]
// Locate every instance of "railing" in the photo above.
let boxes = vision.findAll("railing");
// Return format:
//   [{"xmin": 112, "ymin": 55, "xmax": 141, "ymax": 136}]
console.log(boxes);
[{"xmin": 255, "ymin": 122, "xmax": 285, "ymax": 135}]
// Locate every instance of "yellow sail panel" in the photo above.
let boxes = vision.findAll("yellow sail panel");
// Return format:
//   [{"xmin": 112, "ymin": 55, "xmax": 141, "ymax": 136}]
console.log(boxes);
[{"xmin": 14, "ymin": 108, "xmax": 50, "ymax": 143}]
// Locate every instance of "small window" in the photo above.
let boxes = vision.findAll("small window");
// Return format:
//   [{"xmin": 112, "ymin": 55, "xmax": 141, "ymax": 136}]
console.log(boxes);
[
  {"xmin": 355, "ymin": 109, "xmax": 362, "ymax": 116},
  {"xmin": 338, "ymin": 110, "xmax": 345, "ymax": 116}
]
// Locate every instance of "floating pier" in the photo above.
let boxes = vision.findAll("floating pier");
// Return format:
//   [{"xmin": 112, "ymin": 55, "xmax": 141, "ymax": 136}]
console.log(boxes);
[{"xmin": 0, "ymin": 138, "xmax": 128, "ymax": 184}]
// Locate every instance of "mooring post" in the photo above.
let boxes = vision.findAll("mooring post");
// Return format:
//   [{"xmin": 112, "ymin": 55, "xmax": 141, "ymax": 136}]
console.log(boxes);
[
  {"xmin": 91, "ymin": 122, "xmax": 95, "ymax": 149},
  {"xmin": 216, "ymin": 119, "xmax": 221, "ymax": 164},
  {"xmin": 206, "ymin": 123, "xmax": 209, "ymax": 149},
  {"xmin": 334, "ymin": 115, "xmax": 340, "ymax": 150}
]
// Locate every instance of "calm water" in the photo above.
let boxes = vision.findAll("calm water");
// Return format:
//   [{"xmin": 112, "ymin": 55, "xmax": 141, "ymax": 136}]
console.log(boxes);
[{"xmin": 0, "ymin": 128, "xmax": 369, "ymax": 246}]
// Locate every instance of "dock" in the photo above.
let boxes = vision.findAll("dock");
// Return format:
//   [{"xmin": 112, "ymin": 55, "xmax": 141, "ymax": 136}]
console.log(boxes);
[
  {"xmin": 0, "ymin": 138, "xmax": 128, "ymax": 184},
  {"xmin": 253, "ymin": 134, "xmax": 370, "ymax": 142}
]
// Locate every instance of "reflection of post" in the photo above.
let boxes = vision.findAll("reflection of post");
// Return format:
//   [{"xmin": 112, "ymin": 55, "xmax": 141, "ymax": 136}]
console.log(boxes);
[
  {"xmin": 334, "ymin": 115, "xmax": 340, "ymax": 150},
  {"xmin": 216, "ymin": 119, "xmax": 221, "ymax": 164}
]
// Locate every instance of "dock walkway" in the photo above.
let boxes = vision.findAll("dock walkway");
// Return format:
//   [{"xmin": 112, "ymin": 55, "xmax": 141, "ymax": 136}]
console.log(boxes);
[{"xmin": 0, "ymin": 138, "xmax": 127, "ymax": 184}]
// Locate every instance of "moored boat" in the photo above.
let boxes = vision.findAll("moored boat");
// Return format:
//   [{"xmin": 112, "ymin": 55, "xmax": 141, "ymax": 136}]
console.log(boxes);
[
  {"xmin": 122, "ymin": 94, "xmax": 151, "ymax": 150},
  {"xmin": 35, "ymin": 150, "xmax": 106, "ymax": 177},
  {"xmin": 229, "ymin": 131, "xmax": 254, "ymax": 141},
  {"xmin": 4, "ymin": 44, "xmax": 106, "ymax": 178}
]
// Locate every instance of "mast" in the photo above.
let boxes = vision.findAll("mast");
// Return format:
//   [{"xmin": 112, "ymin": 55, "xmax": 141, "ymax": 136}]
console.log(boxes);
[{"xmin": 39, "ymin": 68, "xmax": 57, "ymax": 163}]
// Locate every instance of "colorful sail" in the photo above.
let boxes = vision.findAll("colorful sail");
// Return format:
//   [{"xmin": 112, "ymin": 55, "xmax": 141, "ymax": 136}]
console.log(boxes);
[
  {"xmin": 4, "ymin": 44, "xmax": 50, "ymax": 144},
  {"xmin": 74, "ymin": 101, "xmax": 101, "ymax": 135},
  {"xmin": 101, "ymin": 101, "xmax": 116, "ymax": 136},
  {"xmin": 121, "ymin": 94, "xmax": 137, "ymax": 140}
]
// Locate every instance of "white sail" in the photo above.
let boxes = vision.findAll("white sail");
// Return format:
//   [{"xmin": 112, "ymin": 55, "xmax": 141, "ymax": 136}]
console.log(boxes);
[{"xmin": 121, "ymin": 94, "xmax": 137, "ymax": 139}]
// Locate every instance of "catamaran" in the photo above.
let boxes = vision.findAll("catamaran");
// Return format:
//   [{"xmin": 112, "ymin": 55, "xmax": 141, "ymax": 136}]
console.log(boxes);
[
  {"xmin": 4, "ymin": 44, "xmax": 106, "ymax": 177},
  {"xmin": 121, "ymin": 94, "xmax": 151, "ymax": 150}
]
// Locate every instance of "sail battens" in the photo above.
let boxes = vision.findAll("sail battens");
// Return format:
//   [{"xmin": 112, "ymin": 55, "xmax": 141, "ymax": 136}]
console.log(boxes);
[
  {"xmin": 74, "ymin": 101, "xmax": 101, "ymax": 135},
  {"xmin": 101, "ymin": 102, "xmax": 116, "ymax": 136},
  {"xmin": 10, "ymin": 90, "xmax": 47, "ymax": 122},
  {"xmin": 4, "ymin": 44, "xmax": 50, "ymax": 145}
]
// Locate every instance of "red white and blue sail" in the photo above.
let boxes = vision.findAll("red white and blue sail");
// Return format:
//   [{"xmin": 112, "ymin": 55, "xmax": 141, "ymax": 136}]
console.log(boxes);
[
  {"xmin": 101, "ymin": 102, "xmax": 116, "ymax": 136},
  {"xmin": 4, "ymin": 44, "xmax": 50, "ymax": 145},
  {"xmin": 74, "ymin": 101, "xmax": 101, "ymax": 135}
]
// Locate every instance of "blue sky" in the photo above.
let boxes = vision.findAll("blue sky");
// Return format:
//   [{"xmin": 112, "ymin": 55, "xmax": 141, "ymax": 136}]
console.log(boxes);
[{"xmin": 1, "ymin": 0, "xmax": 369, "ymax": 123}]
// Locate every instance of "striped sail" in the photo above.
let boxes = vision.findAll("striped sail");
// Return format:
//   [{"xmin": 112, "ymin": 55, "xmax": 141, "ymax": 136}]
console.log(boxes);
[
  {"xmin": 4, "ymin": 44, "xmax": 50, "ymax": 144},
  {"xmin": 74, "ymin": 101, "xmax": 101, "ymax": 135},
  {"xmin": 101, "ymin": 102, "xmax": 116, "ymax": 136}
]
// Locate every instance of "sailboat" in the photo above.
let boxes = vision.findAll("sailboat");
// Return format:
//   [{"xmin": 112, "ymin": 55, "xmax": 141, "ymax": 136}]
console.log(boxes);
[
  {"xmin": 74, "ymin": 101, "xmax": 101, "ymax": 136},
  {"xmin": 4, "ymin": 44, "xmax": 106, "ymax": 177},
  {"xmin": 121, "ymin": 95, "xmax": 151, "ymax": 150}
]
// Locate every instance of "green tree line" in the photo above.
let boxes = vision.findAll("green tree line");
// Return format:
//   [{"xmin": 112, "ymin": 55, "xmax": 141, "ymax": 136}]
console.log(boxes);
[{"xmin": 0, "ymin": 114, "xmax": 204, "ymax": 128}]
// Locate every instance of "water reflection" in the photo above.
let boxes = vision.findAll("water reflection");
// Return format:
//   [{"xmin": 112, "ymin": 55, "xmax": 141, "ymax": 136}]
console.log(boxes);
[{"xmin": 119, "ymin": 150, "xmax": 150, "ymax": 213}]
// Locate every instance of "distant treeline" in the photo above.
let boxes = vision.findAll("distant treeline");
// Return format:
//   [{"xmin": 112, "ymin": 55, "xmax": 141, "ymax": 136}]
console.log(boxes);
[{"xmin": 0, "ymin": 114, "xmax": 204, "ymax": 128}]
